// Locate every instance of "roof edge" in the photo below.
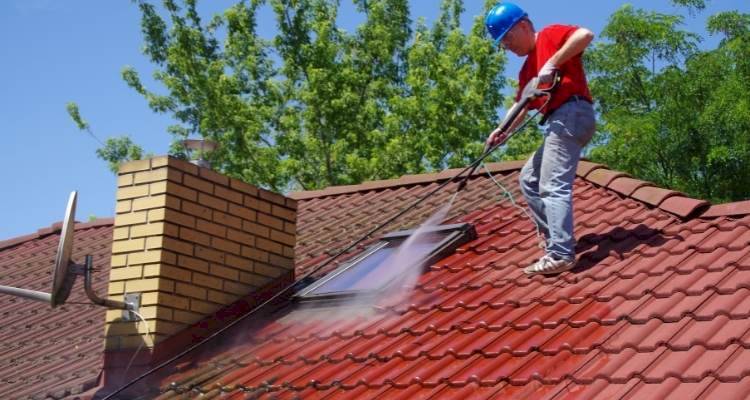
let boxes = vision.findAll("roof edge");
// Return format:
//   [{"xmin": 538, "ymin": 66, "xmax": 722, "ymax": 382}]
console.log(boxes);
[
  {"xmin": 289, "ymin": 160, "xmax": 526, "ymax": 200},
  {"xmin": 0, "ymin": 218, "xmax": 114, "ymax": 252},
  {"xmin": 701, "ymin": 200, "xmax": 750, "ymax": 218},
  {"xmin": 290, "ymin": 159, "xmax": 718, "ymax": 220}
]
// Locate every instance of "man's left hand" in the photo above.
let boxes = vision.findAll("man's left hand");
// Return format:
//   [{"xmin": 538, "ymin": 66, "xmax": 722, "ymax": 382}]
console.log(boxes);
[{"xmin": 538, "ymin": 60, "xmax": 557, "ymax": 83}]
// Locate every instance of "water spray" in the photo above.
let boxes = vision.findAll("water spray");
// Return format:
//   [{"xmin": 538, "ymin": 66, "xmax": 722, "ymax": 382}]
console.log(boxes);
[{"xmin": 102, "ymin": 75, "xmax": 560, "ymax": 400}]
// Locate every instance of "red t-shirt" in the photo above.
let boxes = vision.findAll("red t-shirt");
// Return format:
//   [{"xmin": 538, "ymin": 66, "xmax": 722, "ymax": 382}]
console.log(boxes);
[{"xmin": 516, "ymin": 24, "xmax": 593, "ymax": 114}]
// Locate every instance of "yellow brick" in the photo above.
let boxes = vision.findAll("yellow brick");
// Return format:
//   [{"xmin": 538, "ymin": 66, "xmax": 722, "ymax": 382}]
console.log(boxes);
[
  {"xmin": 254, "ymin": 263, "xmax": 283, "ymax": 278},
  {"xmin": 196, "ymin": 219, "xmax": 226, "ymax": 238},
  {"xmin": 230, "ymin": 178, "xmax": 258, "ymax": 196},
  {"xmin": 158, "ymin": 264, "xmax": 192, "ymax": 282},
  {"xmin": 213, "ymin": 211, "xmax": 242, "ymax": 230},
  {"xmin": 198, "ymin": 192, "xmax": 228, "ymax": 212},
  {"xmin": 244, "ymin": 196, "xmax": 271, "ymax": 214},
  {"xmin": 227, "ymin": 229, "xmax": 254, "ymax": 246},
  {"xmin": 134, "ymin": 168, "xmax": 181, "ymax": 184},
  {"xmin": 133, "ymin": 194, "xmax": 174, "ymax": 211},
  {"xmin": 108, "ymin": 281, "xmax": 125, "ymax": 295},
  {"xmin": 284, "ymin": 222, "xmax": 296, "ymax": 235},
  {"xmin": 145, "ymin": 236, "xmax": 163, "ymax": 250},
  {"xmin": 214, "ymin": 185, "xmax": 243, "ymax": 205},
  {"xmin": 176, "ymin": 282, "xmax": 206, "ymax": 300},
  {"xmin": 167, "ymin": 157, "xmax": 199, "ymax": 175},
  {"xmin": 119, "ymin": 158, "xmax": 151, "ymax": 173},
  {"xmin": 116, "ymin": 200, "xmax": 132, "ymax": 213},
  {"xmin": 114, "ymin": 211, "xmax": 148, "ymax": 226},
  {"xmin": 111, "ymin": 254, "xmax": 128, "ymax": 267},
  {"xmin": 190, "ymin": 299, "xmax": 220, "ymax": 315},
  {"xmin": 225, "ymin": 254, "xmax": 253, "ymax": 271},
  {"xmin": 256, "ymin": 237, "xmax": 283, "ymax": 255},
  {"xmin": 111, "ymin": 238, "xmax": 145, "ymax": 254},
  {"xmin": 184, "ymin": 174, "xmax": 214, "ymax": 194},
  {"xmin": 211, "ymin": 237, "xmax": 241, "ymax": 256},
  {"xmin": 283, "ymin": 246, "xmax": 295, "ymax": 259},
  {"xmin": 113, "ymin": 227, "xmax": 130, "ymax": 240},
  {"xmin": 151, "ymin": 156, "xmax": 169, "ymax": 168},
  {"xmin": 141, "ymin": 292, "xmax": 188, "ymax": 310},
  {"xmin": 163, "ymin": 237, "xmax": 194, "ymax": 256},
  {"xmin": 285, "ymin": 198, "xmax": 298, "ymax": 210},
  {"xmin": 135, "ymin": 305, "xmax": 173, "ymax": 320},
  {"xmin": 239, "ymin": 272, "xmax": 268, "ymax": 287},
  {"xmin": 128, "ymin": 250, "xmax": 165, "ymax": 265},
  {"xmin": 207, "ymin": 290, "xmax": 239, "ymax": 305},
  {"xmin": 125, "ymin": 278, "xmax": 174, "ymax": 293},
  {"xmin": 178, "ymin": 227, "xmax": 211, "ymax": 246},
  {"xmin": 227, "ymin": 203, "xmax": 256, "ymax": 222},
  {"xmin": 269, "ymin": 254, "xmax": 294, "ymax": 270},
  {"xmin": 149, "ymin": 180, "xmax": 168, "ymax": 195},
  {"xmin": 153, "ymin": 320, "xmax": 184, "ymax": 336},
  {"xmin": 257, "ymin": 213, "xmax": 284, "ymax": 230},
  {"xmin": 209, "ymin": 264, "xmax": 239, "ymax": 281},
  {"xmin": 149, "ymin": 208, "xmax": 196, "ymax": 228},
  {"xmin": 173, "ymin": 310, "xmax": 203, "ymax": 325},
  {"xmin": 117, "ymin": 173, "xmax": 134, "ymax": 187},
  {"xmin": 177, "ymin": 255, "xmax": 209, "ymax": 273},
  {"xmin": 131, "ymin": 222, "xmax": 165, "ymax": 238},
  {"xmin": 241, "ymin": 246, "xmax": 268, "ymax": 262},
  {"xmin": 192, "ymin": 272, "xmax": 223, "ymax": 290},
  {"xmin": 270, "ymin": 229, "xmax": 296, "ymax": 247},
  {"xmin": 271, "ymin": 205, "xmax": 296, "ymax": 222},
  {"xmin": 199, "ymin": 168, "xmax": 229, "ymax": 186},
  {"xmin": 166, "ymin": 183, "xmax": 198, "ymax": 202},
  {"xmin": 223, "ymin": 280, "xmax": 252, "ymax": 296},
  {"xmin": 103, "ymin": 336, "xmax": 120, "ymax": 351},
  {"xmin": 181, "ymin": 201, "xmax": 212, "ymax": 219},
  {"xmin": 242, "ymin": 221, "xmax": 269, "ymax": 238},
  {"xmin": 120, "ymin": 334, "xmax": 159, "ymax": 349},
  {"xmin": 194, "ymin": 246, "xmax": 225, "ymax": 264},
  {"xmin": 258, "ymin": 189, "xmax": 287, "ymax": 206},
  {"xmin": 117, "ymin": 185, "xmax": 150, "ymax": 200}
]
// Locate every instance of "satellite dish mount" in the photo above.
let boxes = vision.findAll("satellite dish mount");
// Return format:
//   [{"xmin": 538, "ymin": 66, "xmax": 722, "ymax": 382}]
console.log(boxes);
[{"xmin": 0, "ymin": 192, "xmax": 138, "ymax": 318}]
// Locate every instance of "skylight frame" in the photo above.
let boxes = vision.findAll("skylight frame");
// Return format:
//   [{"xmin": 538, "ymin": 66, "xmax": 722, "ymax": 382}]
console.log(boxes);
[{"xmin": 296, "ymin": 223, "xmax": 477, "ymax": 301}]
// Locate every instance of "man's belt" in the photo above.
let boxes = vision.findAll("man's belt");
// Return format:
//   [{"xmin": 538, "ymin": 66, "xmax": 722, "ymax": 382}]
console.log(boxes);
[{"xmin": 540, "ymin": 95, "xmax": 592, "ymax": 125}]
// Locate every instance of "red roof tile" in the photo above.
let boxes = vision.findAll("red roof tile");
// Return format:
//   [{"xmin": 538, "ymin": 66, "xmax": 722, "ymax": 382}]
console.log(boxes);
[
  {"xmin": 102, "ymin": 162, "xmax": 750, "ymax": 399},
  {"xmin": 0, "ymin": 220, "xmax": 113, "ymax": 399}
]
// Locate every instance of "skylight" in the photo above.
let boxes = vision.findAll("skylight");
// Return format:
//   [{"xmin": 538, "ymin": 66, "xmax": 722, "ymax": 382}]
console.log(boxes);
[{"xmin": 297, "ymin": 223, "xmax": 476, "ymax": 300}]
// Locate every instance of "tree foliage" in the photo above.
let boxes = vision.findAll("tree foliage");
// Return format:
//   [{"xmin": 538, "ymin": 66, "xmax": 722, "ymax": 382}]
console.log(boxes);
[
  {"xmin": 125, "ymin": 0, "xmax": 506, "ymax": 191},
  {"xmin": 67, "ymin": 102, "xmax": 146, "ymax": 173},
  {"xmin": 586, "ymin": 4, "xmax": 750, "ymax": 202}
]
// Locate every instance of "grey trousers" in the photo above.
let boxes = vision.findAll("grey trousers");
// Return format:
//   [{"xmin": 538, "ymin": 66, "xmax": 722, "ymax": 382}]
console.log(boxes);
[{"xmin": 519, "ymin": 98, "xmax": 596, "ymax": 260}]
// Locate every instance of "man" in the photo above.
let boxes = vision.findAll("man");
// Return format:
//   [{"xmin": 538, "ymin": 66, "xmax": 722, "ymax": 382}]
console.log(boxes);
[{"xmin": 484, "ymin": 2, "xmax": 596, "ymax": 276}]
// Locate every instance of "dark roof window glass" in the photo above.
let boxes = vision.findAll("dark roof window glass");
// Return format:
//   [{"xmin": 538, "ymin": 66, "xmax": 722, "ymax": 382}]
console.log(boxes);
[{"xmin": 297, "ymin": 223, "xmax": 476, "ymax": 300}]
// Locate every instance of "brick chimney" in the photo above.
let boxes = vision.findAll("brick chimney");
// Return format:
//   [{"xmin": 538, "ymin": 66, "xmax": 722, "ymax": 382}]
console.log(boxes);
[{"xmin": 104, "ymin": 156, "xmax": 296, "ymax": 351}]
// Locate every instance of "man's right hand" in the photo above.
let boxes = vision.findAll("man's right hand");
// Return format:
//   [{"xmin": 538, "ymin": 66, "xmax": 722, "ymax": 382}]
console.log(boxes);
[{"xmin": 485, "ymin": 127, "xmax": 509, "ymax": 152}]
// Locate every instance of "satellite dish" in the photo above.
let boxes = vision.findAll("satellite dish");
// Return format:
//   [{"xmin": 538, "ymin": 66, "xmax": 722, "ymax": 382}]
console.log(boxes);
[
  {"xmin": 51, "ymin": 191, "xmax": 78, "ymax": 306},
  {"xmin": 0, "ymin": 192, "xmax": 134, "ymax": 313}
]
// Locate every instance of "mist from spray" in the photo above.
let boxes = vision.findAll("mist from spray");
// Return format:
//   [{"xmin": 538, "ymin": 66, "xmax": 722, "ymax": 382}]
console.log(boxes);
[{"xmin": 297, "ymin": 192, "xmax": 458, "ymax": 321}]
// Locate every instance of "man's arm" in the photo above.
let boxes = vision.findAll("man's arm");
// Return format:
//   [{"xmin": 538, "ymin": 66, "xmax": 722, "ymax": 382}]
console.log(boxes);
[
  {"xmin": 549, "ymin": 27, "xmax": 595, "ymax": 66},
  {"xmin": 539, "ymin": 28, "xmax": 595, "ymax": 82},
  {"xmin": 485, "ymin": 105, "xmax": 529, "ymax": 151}
]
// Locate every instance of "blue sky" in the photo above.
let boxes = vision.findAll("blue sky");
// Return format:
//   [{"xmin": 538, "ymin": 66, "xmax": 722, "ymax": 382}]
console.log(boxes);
[{"xmin": 1, "ymin": 0, "xmax": 746, "ymax": 240}]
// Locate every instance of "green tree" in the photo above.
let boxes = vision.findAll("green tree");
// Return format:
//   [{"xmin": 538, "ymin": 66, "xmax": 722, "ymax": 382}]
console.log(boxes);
[
  {"xmin": 66, "ymin": 102, "xmax": 146, "ymax": 173},
  {"xmin": 125, "ymin": 0, "xmax": 507, "ymax": 191},
  {"xmin": 586, "ymin": 4, "xmax": 750, "ymax": 202}
]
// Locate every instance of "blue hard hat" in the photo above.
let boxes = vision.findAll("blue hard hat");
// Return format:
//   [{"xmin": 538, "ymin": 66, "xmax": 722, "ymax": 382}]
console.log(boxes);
[{"xmin": 485, "ymin": 2, "xmax": 528, "ymax": 45}]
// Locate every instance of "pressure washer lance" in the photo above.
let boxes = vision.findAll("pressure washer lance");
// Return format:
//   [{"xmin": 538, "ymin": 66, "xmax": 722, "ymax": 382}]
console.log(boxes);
[
  {"xmin": 102, "ymin": 74, "xmax": 559, "ymax": 399},
  {"xmin": 456, "ymin": 73, "xmax": 560, "ymax": 193}
]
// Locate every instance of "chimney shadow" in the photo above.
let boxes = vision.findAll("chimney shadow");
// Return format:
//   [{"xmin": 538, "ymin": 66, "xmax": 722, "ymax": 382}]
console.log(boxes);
[{"xmin": 94, "ymin": 316, "xmax": 152, "ymax": 399}]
